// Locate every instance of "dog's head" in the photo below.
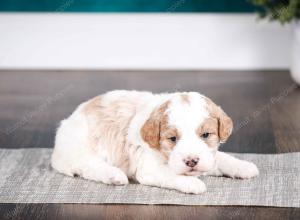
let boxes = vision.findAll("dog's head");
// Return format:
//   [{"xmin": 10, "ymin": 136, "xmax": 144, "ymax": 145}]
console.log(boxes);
[{"xmin": 140, "ymin": 92, "xmax": 233, "ymax": 176}]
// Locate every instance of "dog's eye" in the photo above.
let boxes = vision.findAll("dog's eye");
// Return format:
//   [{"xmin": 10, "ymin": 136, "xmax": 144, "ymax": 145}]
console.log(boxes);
[
  {"xmin": 201, "ymin": 133, "xmax": 210, "ymax": 139},
  {"xmin": 168, "ymin": 136, "xmax": 177, "ymax": 143}
]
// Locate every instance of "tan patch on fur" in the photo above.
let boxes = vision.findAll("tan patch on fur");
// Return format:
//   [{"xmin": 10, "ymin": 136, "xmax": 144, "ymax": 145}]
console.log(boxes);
[
  {"xmin": 141, "ymin": 101, "xmax": 181, "ymax": 159},
  {"xmin": 181, "ymin": 94, "xmax": 190, "ymax": 104},
  {"xmin": 197, "ymin": 118, "xmax": 219, "ymax": 148},
  {"xmin": 82, "ymin": 95, "xmax": 135, "ymax": 171},
  {"xmin": 160, "ymin": 126, "xmax": 181, "ymax": 150},
  {"xmin": 204, "ymin": 97, "xmax": 233, "ymax": 143}
]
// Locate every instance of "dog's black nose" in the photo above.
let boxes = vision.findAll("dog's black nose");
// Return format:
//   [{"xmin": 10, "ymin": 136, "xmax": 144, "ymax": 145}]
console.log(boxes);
[{"xmin": 185, "ymin": 157, "xmax": 199, "ymax": 168}]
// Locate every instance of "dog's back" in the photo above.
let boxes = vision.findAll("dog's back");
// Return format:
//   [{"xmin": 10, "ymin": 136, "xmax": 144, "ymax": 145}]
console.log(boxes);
[{"xmin": 51, "ymin": 90, "xmax": 154, "ymax": 177}]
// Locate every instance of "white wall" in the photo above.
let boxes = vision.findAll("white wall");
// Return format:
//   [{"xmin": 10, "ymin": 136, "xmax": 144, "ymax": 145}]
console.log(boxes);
[{"xmin": 0, "ymin": 13, "xmax": 292, "ymax": 70}]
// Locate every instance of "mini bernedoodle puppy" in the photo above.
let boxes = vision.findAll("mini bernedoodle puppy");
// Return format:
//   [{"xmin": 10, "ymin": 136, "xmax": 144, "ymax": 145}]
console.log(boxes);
[{"xmin": 52, "ymin": 90, "xmax": 259, "ymax": 194}]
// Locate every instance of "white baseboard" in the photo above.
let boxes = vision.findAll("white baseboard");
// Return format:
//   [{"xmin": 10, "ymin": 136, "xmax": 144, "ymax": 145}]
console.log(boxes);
[{"xmin": 0, "ymin": 13, "xmax": 292, "ymax": 70}]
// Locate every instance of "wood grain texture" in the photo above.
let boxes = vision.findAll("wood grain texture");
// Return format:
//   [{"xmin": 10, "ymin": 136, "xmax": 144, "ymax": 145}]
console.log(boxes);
[{"xmin": 0, "ymin": 70, "xmax": 299, "ymax": 220}]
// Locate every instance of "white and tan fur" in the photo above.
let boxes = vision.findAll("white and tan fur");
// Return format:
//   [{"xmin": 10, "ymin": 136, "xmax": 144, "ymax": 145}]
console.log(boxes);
[{"xmin": 51, "ymin": 90, "xmax": 259, "ymax": 194}]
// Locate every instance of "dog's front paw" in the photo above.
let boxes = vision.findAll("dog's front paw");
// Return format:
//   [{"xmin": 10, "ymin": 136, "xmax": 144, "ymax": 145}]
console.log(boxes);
[
  {"xmin": 174, "ymin": 176, "xmax": 207, "ymax": 194},
  {"xmin": 105, "ymin": 167, "xmax": 129, "ymax": 185},
  {"xmin": 232, "ymin": 160, "xmax": 259, "ymax": 179}
]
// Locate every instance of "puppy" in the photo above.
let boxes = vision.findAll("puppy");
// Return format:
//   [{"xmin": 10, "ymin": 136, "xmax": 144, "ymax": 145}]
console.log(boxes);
[{"xmin": 51, "ymin": 90, "xmax": 259, "ymax": 194}]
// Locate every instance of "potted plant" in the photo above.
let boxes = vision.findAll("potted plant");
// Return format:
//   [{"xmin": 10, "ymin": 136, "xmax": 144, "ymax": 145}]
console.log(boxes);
[{"xmin": 251, "ymin": 0, "xmax": 300, "ymax": 84}]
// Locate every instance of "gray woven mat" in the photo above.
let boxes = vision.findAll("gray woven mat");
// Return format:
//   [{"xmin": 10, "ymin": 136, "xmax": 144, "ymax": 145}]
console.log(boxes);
[{"xmin": 0, "ymin": 148, "xmax": 299, "ymax": 207}]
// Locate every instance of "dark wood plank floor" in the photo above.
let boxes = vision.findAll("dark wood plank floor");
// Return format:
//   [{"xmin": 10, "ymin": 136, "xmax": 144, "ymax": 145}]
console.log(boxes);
[{"xmin": 0, "ymin": 70, "xmax": 299, "ymax": 220}]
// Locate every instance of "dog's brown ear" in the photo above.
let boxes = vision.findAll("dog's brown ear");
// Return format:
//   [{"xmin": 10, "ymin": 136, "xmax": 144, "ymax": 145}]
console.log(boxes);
[
  {"xmin": 217, "ymin": 108, "xmax": 233, "ymax": 143},
  {"xmin": 205, "ymin": 98, "xmax": 233, "ymax": 143},
  {"xmin": 141, "ymin": 115, "xmax": 160, "ymax": 149},
  {"xmin": 140, "ymin": 102, "xmax": 169, "ymax": 149}
]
